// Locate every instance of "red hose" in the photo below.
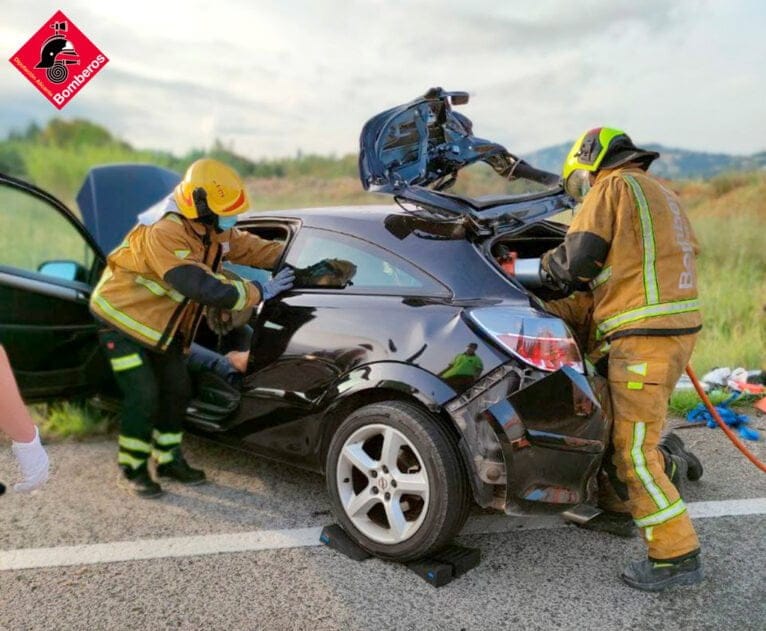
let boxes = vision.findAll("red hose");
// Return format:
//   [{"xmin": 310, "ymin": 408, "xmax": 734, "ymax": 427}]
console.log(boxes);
[{"xmin": 686, "ymin": 365, "xmax": 766, "ymax": 473}]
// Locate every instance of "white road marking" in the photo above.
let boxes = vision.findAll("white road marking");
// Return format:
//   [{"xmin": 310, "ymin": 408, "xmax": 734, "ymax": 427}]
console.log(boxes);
[
  {"xmin": 686, "ymin": 498, "xmax": 766, "ymax": 518},
  {"xmin": 2, "ymin": 497, "xmax": 764, "ymax": 571}
]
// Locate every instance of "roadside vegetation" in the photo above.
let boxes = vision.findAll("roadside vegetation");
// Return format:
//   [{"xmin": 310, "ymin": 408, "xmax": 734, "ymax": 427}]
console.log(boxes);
[
  {"xmin": 674, "ymin": 173, "xmax": 765, "ymax": 374},
  {"xmin": 1, "ymin": 119, "xmax": 762, "ymax": 431},
  {"xmin": 0, "ymin": 118, "xmax": 358, "ymax": 208},
  {"xmin": 31, "ymin": 402, "xmax": 114, "ymax": 440}
]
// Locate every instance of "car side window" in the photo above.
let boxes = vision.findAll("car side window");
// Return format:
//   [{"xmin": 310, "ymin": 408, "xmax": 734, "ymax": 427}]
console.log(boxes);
[
  {"xmin": 0, "ymin": 182, "xmax": 96, "ymax": 283},
  {"xmin": 223, "ymin": 222, "xmax": 291, "ymax": 284},
  {"xmin": 286, "ymin": 228, "xmax": 445, "ymax": 294}
]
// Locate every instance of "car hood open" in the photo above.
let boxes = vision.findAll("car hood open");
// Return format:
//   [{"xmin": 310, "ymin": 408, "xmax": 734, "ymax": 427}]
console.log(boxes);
[{"xmin": 77, "ymin": 164, "xmax": 181, "ymax": 253}]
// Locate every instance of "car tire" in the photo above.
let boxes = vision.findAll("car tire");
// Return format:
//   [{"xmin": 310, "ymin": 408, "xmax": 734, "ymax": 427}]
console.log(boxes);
[{"xmin": 326, "ymin": 401, "xmax": 470, "ymax": 562}]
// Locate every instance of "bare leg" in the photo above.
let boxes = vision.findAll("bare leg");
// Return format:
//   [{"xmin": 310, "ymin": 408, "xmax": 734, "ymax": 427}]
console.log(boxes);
[
  {"xmin": 0, "ymin": 346, "xmax": 49, "ymax": 492},
  {"xmin": 0, "ymin": 345, "xmax": 36, "ymax": 442}
]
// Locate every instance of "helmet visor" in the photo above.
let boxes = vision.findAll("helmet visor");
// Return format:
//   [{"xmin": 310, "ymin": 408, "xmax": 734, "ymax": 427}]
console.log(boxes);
[{"xmin": 564, "ymin": 169, "xmax": 592, "ymax": 201}]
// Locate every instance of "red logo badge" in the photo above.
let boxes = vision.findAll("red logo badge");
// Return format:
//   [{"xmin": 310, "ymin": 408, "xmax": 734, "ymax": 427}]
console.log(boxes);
[{"xmin": 9, "ymin": 10, "xmax": 109, "ymax": 110}]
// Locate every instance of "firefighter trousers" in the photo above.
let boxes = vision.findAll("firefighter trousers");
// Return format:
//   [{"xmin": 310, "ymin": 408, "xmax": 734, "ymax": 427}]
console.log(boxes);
[
  {"xmin": 604, "ymin": 334, "xmax": 700, "ymax": 559},
  {"xmin": 545, "ymin": 295, "xmax": 700, "ymax": 560},
  {"xmin": 99, "ymin": 329, "xmax": 191, "ymax": 470}
]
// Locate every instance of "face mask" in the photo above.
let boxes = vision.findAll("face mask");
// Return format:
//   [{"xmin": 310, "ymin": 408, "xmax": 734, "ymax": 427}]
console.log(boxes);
[
  {"xmin": 564, "ymin": 169, "xmax": 592, "ymax": 202},
  {"xmin": 217, "ymin": 215, "xmax": 238, "ymax": 230}
]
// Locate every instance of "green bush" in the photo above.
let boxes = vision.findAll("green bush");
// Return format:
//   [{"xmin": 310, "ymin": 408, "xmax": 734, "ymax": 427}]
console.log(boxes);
[
  {"xmin": 1, "ymin": 119, "xmax": 366, "ymax": 204},
  {"xmin": 0, "ymin": 145, "xmax": 26, "ymax": 177},
  {"xmin": 33, "ymin": 401, "xmax": 113, "ymax": 440}
]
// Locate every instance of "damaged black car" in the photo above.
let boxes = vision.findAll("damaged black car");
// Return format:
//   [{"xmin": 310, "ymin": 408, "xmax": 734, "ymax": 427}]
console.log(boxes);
[{"xmin": 0, "ymin": 88, "xmax": 609, "ymax": 561}]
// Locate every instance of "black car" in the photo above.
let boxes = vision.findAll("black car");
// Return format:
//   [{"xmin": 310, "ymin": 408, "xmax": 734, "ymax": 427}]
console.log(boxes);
[{"xmin": 0, "ymin": 89, "xmax": 608, "ymax": 561}]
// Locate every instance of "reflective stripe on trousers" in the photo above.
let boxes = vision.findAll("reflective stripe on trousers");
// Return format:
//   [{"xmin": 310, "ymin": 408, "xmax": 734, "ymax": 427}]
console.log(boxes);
[{"xmin": 607, "ymin": 335, "xmax": 700, "ymax": 559}]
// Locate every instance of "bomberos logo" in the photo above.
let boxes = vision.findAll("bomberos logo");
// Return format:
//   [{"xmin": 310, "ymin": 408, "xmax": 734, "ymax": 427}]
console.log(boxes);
[{"xmin": 9, "ymin": 10, "xmax": 109, "ymax": 110}]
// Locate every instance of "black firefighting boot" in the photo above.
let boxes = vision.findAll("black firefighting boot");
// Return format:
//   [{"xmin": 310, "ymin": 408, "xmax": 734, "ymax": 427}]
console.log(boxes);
[
  {"xmin": 577, "ymin": 510, "xmax": 637, "ymax": 538},
  {"xmin": 660, "ymin": 432, "xmax": 704, "ymax": 481},
  {"xmin": 621, "ymin": 551, "xmax": 703, "ymax": 592},
  {"xmin": 155, "ymin": 449, "xmax": 206, "ymax": 485},
  {"xmin": 667, "ymin": 454, "xmax": 688, "ymax": 498},
  {"xmin": 119, "ymin": 464, "xmax": 163, "ymax": 499}
]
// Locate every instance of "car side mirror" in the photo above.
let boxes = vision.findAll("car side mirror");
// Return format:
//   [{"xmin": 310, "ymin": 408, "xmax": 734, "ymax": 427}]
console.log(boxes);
[{"xmin": 38, "ymin": 260, "xmax": 86, "ymax": 282}]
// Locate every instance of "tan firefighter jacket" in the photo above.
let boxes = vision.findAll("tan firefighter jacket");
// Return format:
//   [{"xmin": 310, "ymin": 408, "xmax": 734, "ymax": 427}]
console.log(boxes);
[
  {"xmin": 542, "ymin": 166, "xmax": 702, "ymax": 341},
  {"xmin": 90, "ymin": 209, "xmax": 283, "ymax": 351}
]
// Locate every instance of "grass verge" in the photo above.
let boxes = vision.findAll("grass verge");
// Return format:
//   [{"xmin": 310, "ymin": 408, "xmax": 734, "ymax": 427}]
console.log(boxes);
[
  {"xmin": 669, "ymin": 388, "xmax": 759, "ymax": 417},
  {"xmin": 32, "ymin": 401, "xmax": 114, "ymax": 441}
]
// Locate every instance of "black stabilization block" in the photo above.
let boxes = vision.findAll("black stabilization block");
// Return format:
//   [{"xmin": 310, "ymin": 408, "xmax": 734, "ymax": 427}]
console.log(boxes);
[
  {"xmin": 320, "ymin": 524, "xmax": 481, "ymax": 587},
  {"xmin": 407, "ymin": 544, "xmax": 482, "ymax": 586},
  {"xmin": 319, "ymin": 524, "xmax": 372, "ymax": 561}
]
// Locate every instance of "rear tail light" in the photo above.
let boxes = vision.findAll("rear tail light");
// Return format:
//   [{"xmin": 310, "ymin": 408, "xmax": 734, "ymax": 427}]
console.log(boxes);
[{"xmin": 468, "ymin": 308, "xmax": 584, "ymax": 373}]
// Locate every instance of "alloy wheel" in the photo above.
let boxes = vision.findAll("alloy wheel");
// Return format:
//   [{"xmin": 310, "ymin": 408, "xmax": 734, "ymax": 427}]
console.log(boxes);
[{"xmin": 336, "ymin": 423, "xmax": 430, "ymax": 544}]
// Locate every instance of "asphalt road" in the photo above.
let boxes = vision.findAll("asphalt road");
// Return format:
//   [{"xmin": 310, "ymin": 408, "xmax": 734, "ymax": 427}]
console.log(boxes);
[{"xmin": 1, "ymin": 420, "xmax": 765, "ymax": 631}]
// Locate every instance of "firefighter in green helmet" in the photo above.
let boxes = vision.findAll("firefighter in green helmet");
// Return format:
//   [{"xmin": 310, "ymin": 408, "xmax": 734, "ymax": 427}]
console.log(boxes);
[{"xmin": 517, "ymin": 127, "xmax": 705, "ymax": 591}]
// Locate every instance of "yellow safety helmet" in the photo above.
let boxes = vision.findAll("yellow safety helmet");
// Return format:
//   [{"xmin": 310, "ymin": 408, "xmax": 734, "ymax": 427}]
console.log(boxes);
[
  {"xmin": 173, "ymin": 158, "xmax": 250, "ymax": 220},
  {"xmin": 562, "ymin": 127, "xmax": 659, "ymax": 200}
]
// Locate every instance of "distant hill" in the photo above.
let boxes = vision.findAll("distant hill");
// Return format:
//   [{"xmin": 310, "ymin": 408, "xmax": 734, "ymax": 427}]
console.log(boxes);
[{"xmin": 522, "ymin": 142, "xmax": 766, "ymax": 180}]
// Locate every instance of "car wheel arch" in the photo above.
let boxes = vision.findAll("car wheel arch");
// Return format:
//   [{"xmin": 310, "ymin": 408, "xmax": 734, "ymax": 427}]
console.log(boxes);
[
  {"xmin": 318, "ymin": 362, "xmax": 452, "ymax": 458},
  {"xmin": 317, "ymin": 384, "xmax": 489, "ymax": 507}
]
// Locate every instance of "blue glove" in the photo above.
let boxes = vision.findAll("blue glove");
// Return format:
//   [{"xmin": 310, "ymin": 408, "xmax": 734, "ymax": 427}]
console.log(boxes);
[{"xmin": 259, "ymin": 267, "xmax": 295, "ymax": 301}]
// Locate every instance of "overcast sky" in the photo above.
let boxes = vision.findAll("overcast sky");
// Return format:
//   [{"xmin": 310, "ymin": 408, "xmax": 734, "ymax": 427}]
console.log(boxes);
[{"xmin": 2, "ymin": 1, "xmax": 764, "ymax": 159}]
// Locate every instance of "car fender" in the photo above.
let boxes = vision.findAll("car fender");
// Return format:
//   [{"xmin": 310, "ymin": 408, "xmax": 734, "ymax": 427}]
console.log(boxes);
[
  {"xmin": 323, "ymin": 360, "xmax": 456, "ymax": 413},
  {"xmin": 317, "ymin": 361, "xmax": 458, "ymax": 458}
]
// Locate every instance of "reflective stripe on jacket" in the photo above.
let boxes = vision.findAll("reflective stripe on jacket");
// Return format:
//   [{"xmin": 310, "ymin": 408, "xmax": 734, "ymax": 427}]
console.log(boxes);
[
  {"xmin": 542, "ymin": 166, "xmax": 702, "ymax": 340},
  {"xmin": 90, "ymin": 212, "xmax": 283, "ymax": 351}
]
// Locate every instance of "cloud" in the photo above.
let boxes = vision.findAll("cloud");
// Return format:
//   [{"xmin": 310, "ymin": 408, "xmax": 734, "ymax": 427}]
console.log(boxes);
[
  {"xmin": 72, "ymin": 67, "xmax": 309, "ymax": 156},
  {"xmin": 1, "ymin": 0, "xmax": 764, "ymax": 156}
]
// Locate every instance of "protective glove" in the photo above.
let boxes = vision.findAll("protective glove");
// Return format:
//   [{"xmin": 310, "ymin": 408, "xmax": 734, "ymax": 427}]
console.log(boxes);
[
  {"xmin": 260, "ymin": 267, "xmax": 295, "ymax": 301},
  {"xmin": 12, "ymin": 427, "xmax": 49, "ymax": 493},
  {"xmin": 206, "ymin": 305, "xmax": 253, "ymax": 336},
  {"xmin": 206, "ymin": 269, "xmax": 255, "ymax": 334},
  {"xmin": 294, "ymin": 259, "xmax": 357, "ymax": 288}
]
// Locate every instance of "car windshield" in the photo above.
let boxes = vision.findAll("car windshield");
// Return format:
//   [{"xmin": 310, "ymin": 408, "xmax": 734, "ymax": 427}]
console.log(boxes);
[{"xmin": 448, "ymin": 162, "xmax": 560, "ymax": 199}]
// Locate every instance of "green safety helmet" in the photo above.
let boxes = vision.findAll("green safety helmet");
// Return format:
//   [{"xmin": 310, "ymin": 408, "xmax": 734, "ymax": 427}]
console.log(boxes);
[{"xmin": 562, "ymin": 127, "xmax": 659, "ymax": 200}]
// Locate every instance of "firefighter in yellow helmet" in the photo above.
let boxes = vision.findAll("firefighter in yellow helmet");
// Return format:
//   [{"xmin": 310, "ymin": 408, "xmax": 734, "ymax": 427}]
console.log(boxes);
[
  {"xmin": 518, "ymin": 128, "xmax": 704, "ymax": 591},
  {"xmin": 90, "ymin": 159, "xmax": 294, "ymax": 498}
]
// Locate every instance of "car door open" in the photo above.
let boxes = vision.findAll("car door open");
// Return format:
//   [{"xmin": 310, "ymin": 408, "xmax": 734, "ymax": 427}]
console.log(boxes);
[{"xmin": 0, "ymin": 173, "xmax": 108, "ymax": 400}]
